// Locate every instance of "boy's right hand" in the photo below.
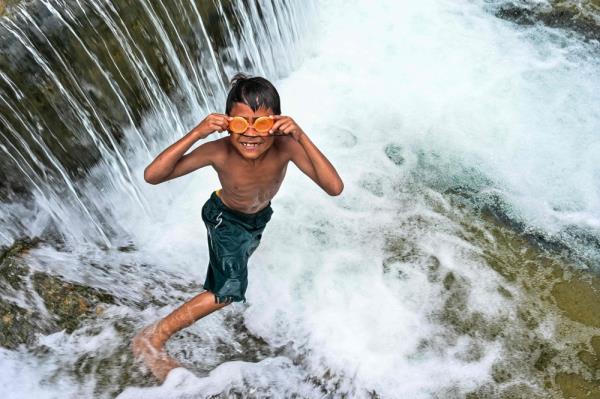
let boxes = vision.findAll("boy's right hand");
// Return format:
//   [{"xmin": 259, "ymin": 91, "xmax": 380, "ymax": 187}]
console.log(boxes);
[{"xmin": 193, "ymin": 113, "xmax": 232, "ymax": 139}]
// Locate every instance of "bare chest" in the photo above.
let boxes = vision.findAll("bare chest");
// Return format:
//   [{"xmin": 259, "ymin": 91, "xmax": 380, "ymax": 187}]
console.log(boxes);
[{"xmin": 213, "ymin": 149, "xmax": 288, "ymax": 212}]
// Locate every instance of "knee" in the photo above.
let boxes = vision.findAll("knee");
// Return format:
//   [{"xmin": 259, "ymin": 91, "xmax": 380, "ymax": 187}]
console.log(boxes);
[
  {"xmin": 221, "ymin": 299, "xmax": 233, "ymax": 307},
  {"xmin": 207, "ymin": 291, "xmax": 232, "ymax": 307},
  {"xmin": 214, "ymin": 295, "xmax": 234, "ymax": 306}
]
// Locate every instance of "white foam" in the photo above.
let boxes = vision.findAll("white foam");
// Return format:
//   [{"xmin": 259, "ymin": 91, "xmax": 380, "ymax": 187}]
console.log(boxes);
[
  {"xmin": 5, "ymin": 0, "xmax": 600, "ymax": 397},
  {"xmin": 117, "ymin": 357, "xmax": 323, "ymax": 399},
  {"xmin": 0, "ymin": 347, "xmax": 82, "ymax": 399}
]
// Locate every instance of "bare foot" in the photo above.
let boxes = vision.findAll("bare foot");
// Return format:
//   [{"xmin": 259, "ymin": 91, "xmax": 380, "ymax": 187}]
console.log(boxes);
[{"xmin": 132, "ymin": 324, "xmax": 182, "ymax": 382}]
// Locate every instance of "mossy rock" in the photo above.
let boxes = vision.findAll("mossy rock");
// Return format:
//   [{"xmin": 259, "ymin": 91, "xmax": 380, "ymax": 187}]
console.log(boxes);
[
  {"xmin": 0, "ymin": 237, "xmax": 42, "ymax": 292},
  {"xmin": 0, "ymin": 298, "xmax": 48, "ymax": 349},
  {"xmin": 0, "ymin": 239, "xmax": 47, "ymax": 348},
  {"xmin": 555, "ymin": 372, "xmax": 600, "ymax": 399},
  {"xmin": 0, "ymin": 0, "xmax": 238, "ymax": 201},
  {"xmin": 31, "ymin": 272, "xmax": 115, "ymax": 333},
  {"xmin": 551, "ymin": 277, "xmax": 600, "ymax": 328},
  {"xmin": 0, "ymin": 239, "xmax": 116, "ymax": 348},
  {"xmin": 0, "ymin": 248, "xmax": 29, "ymax": 290}
]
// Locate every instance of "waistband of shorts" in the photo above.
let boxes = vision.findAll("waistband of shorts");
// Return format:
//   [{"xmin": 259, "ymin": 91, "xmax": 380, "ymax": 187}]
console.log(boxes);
[{"xmin": 210, "ymin": 190, "xmax": 272, "ymax": 220}]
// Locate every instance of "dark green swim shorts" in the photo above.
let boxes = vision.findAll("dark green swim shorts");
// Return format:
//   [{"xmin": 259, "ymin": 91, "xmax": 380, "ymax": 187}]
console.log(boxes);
[{"xmin": 201, "ymin": 190, "xmax": 273, "ymax": 304}]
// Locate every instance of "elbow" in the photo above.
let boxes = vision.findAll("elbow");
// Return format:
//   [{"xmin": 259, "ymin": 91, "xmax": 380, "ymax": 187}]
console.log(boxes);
[
  {"xmin": 143, "ymin": 168, "xmax": 162, "ymax": 185},
  {"xmin": 327, "ymin": 180, "xmax": 344, "ymax": 196}
]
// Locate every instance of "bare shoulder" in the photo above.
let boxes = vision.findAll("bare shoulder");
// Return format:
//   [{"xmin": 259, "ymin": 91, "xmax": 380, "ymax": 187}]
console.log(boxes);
[
  {"xmin": 202, "ymin": 136, "xmax": 229, "ymax": 150},
  {"xmin": 197, "ymin": 136, "xmax": 229, "ymax": 163}
]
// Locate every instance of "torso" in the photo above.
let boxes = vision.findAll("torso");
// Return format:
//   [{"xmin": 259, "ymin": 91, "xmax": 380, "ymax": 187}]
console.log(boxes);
[{"xmin": 210, "ymin": 137, "xmax": 290, "ymax": 214}]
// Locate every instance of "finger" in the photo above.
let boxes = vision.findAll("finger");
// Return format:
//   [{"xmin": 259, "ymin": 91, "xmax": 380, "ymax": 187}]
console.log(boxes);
[
  {"xmin": 210, "ymin": 122, "xmax": 226, "ymax": 132},
  {"xmin": 270, "ymin": 118, "xmax": 290, "ymax": 132},
  {"xmin": 211, "ymin": 114, "xmax": 231, "ymax": 124},
  {"xmin": 272, "ymin": 115, "xmax": 294, "ymax": 125},
  {"xmin": 216, "ymin": 121, "xmax": 227, "ymax": 132},
  {"xmin": 270, "ymin": 126, "xmax": 292, "ymax": 136},
  {"xmin": 212, "ymin": 118, "xmax": 229, "ymax": 128},
  {"xmin": 208, "ymin": 113, "xmax": 227, "ymax": 121},
  {"xmin": 278, "ymin": 121, "xmax": 296, "ymax": 133},
  {"xmin": 210, "ymin": 123, "xmax": 226, "ymax": 133}
]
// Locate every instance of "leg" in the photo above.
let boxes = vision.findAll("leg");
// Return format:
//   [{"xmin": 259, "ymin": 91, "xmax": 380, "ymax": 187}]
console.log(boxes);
[{"xmin": 132, "ymin": 290, "xmax": 230, "ymax": 382}]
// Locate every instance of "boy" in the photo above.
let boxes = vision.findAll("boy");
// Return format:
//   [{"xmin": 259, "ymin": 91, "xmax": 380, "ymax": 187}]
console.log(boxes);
[{"xmin": 132, "ymin": 73, "xmax": 343, "ymax": 382}]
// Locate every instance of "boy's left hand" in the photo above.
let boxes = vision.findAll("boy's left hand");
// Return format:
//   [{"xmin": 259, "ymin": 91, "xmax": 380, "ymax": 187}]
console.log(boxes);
[{"xmin": 269, "ymin": 115, "xmax": 304, "ymax": 141}]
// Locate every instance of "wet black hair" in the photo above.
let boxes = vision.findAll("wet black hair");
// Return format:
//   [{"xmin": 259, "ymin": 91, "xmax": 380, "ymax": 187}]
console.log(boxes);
[{"xmin": 225, "ymin": 73, "xmax": 281, "ymax": 115}]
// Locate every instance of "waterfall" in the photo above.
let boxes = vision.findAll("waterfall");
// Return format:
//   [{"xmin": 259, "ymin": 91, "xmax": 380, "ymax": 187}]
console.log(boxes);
[
  {"xmin": 1, "ymin": 1, "xmax": 600, "ymax": 398},
  {"xmin": 0, "ymin": 0, "xmax": 315, "ymax": 249}
]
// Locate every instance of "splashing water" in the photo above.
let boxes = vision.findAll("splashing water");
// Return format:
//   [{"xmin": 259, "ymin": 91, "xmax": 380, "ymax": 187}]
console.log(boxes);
[{"xmin": 1, "ymin": 0, "xmax": 599, "ymax": 398}]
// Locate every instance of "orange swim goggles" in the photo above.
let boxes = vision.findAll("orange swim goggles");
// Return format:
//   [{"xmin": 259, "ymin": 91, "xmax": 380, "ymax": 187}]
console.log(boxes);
[{"xmin": 228, "ymin": 116, "xmax": 274, "ymax": 136}]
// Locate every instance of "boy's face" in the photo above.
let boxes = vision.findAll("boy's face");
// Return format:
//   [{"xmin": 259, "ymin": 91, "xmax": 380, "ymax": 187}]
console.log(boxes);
[{"xmin": 228, "ymin": 102, "xmax": 275, "ymax": 160}]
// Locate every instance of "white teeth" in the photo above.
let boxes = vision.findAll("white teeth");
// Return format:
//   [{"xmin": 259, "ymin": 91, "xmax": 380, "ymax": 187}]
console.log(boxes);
[{"xmin": 241, "ymin": 143, "xmax": 259, "ymax": 147}]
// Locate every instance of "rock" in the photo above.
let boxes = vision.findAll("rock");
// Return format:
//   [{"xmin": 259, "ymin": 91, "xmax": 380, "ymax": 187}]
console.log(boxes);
[
  {"xmin": 31, "ymin": 270, "xmax": 115, "ymax": 333},
  {"xmin": 494, "ymin": 1, "xmax": 600, "ymax": 42},
  {"xmin": 0, "ymin": 239, "xmax": 115, "ymax": 349},
  {"xmin": 384, "ymin": 143, "xmax": 405, "ymax": 166},
  {"xmin": 0, "ymin": 298, "xmax": 41, "ymax": 349},
  {"xmin": 555, "ymin": 372, "xmax": 600, "ymax": 399},
  {"xmin": 0, "ymin": 0, "xmax": 238, "ymax": 203},
  {"xmin": 551, "ymin": 278, "xmax": 600, "ymax": 328},
  {"xmin": 384, "ymin": 196, "xmax": 600, "ymax": 397}
]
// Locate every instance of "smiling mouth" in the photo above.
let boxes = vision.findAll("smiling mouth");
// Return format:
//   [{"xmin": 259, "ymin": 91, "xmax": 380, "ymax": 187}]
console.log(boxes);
[{"xmin": 240, "ymin": 142, "xmax": 262, "ymax": 149}]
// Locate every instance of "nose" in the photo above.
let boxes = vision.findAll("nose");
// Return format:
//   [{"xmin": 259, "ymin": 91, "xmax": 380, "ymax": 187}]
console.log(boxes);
[{"xmin": 242, "ymin": 126, "xmax": 260, "ymax": 137}]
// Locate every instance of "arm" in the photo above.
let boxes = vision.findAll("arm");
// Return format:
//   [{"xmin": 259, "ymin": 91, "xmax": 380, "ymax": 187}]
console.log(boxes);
[
  {"xmin": 144, "ymin": 113, "xmax": 230, "ymax": 184},
  {"xmin": 271, "ymin": 116, "xmax": 344, "ymax": 196}
]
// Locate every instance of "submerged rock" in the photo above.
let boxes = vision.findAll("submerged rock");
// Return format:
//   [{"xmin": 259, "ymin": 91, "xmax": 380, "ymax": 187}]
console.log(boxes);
[
  {"xmin": 0, "ymin": 238, "xmax": 115, "ymax": 349},
  {"xmin": 0, "ymin": 237, "xmax": 281, "ymax": 396},
  {"xmin": 383, "ymin": 194, "xmax": 600, "ymax": 398},
  {"xmin": 384, "ymin": 143, "xmax": 405, "ymax": 166},
  {"xmin": 31, "ymin": 269, "xmax": 115, "ymax": 333},
  {"xmin": 551, "ymin": 278, "xmax": 600, "ymax": 328},
  {"xmin": 555, "ymin": 372, "xmax": 600, "ymax": 399},
  {"xmin": 0, "ymin": 295, "xmax": 40, "ymax": 349}
]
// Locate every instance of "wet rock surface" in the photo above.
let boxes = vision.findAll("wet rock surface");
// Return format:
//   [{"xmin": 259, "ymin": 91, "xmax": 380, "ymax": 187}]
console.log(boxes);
[
  {"xmin": 2, "ymin": 205, "xmax": 599, "ymax": 397},
  {"xmin": 0, "ymin": 0, "xmax": 235, "ymax": 200},
  {"xmin": 0, "ymin": 239, "xmax": 156, "ymax": 397},
  {"xmin": 0, "ymin": 0, "xmax": 18, "ymax": 17},
  {"xmin": 465, "ymin": 209, "xmax": 600, "ymax": 397},
  {"xmin": 0, "ymin": 238, "xmax": 116, "ymax": 348},
  {"xmin": 493, "ymin": 0, "xmax": 600, "ymax": 42},
  {"xmin": 0, "ymin": 238, "xmax": 280, "ymax": 397},
  {"xmin": 384, "ymin": 194, "xmax": 600, "ymax": 399}
]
